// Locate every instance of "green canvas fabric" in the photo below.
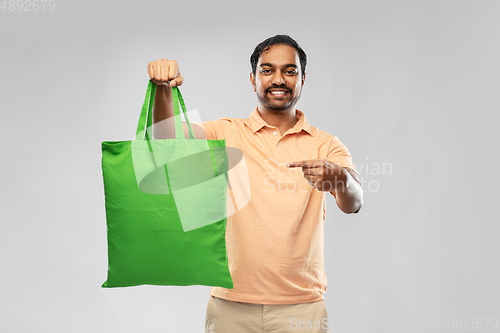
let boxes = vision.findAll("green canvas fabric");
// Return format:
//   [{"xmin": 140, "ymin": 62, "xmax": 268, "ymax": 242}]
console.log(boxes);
[{"xmin": 101, "ymin": 81, "xmax": 233, "ymax": 288}]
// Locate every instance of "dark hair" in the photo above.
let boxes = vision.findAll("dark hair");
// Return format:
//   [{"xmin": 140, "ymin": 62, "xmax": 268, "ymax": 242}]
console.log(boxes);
[{"xmin": 250, "ymin": 34, "xmax": 307, "ymax": 77}]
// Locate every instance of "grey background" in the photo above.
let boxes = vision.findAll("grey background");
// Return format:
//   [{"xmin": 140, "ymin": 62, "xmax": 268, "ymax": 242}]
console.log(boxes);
[{"xmin": 1, "ymin": 0, "xmax": 499, "ymax": 332}]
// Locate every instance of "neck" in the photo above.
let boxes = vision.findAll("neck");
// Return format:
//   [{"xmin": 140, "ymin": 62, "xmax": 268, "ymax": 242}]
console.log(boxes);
[{"xmin": 257, "ymin": 105, "xmax": 298, "ymax": 136}]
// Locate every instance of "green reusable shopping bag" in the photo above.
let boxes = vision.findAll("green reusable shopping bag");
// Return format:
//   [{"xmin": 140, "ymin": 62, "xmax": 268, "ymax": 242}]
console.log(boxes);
[{"xmin": 101, "ymin": 81, "xmax": 233, "ymax": 288}]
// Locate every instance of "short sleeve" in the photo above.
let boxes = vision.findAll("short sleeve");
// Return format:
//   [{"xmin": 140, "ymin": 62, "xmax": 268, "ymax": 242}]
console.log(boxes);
[
  {"xmin": 326, "ymin": 136, "xmax": 357, "ymax": 174},
  {"xmin": 193, "ymin": 118, "xmax": 235, "ymax": 140}
]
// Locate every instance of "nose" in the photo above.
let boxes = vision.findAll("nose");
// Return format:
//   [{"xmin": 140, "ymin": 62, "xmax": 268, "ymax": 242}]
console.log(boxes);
[{"xmin": 271, "ymin": 71, "xmax": 285, "ymax": 85}]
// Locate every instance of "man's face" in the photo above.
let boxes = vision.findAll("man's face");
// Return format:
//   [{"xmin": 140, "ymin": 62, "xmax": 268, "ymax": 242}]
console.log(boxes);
[{"xmin": 251, "ymin": 44, "xmax": 305, "ymax": 112}]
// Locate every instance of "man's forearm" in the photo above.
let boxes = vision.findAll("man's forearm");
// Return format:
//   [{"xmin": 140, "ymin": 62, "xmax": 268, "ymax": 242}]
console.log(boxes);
[
  {"xmin": 152, "ymin": 84, "xmax": 206, "ymax": 140},
  {"xmin": 333, "ymin": 168, "xmax": 363, "ymax": 214},
  {"xmin": 152, "ymin": 84, "xmax": 176, "ymax": 139}
]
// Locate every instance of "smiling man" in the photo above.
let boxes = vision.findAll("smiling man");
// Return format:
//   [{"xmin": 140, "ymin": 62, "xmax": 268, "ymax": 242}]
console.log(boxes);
[{"xmin": 149, "ymin": 34, "xmax": 363, "ymax": 333}]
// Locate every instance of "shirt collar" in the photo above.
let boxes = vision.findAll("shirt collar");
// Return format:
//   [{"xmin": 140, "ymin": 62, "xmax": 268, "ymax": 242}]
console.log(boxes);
[{"xmin": 248, "ymin": 107, "xmax": 314, "ymax": 136}]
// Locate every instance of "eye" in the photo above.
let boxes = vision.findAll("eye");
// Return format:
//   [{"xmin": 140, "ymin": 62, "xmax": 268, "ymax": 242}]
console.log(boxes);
[
  {"xmin": 286, "ymin": 70, "xmax": 297, "ymax": 75},
  {"xmin": 261, "ymin": 68, "xmax": 272, "ymax": 74}
]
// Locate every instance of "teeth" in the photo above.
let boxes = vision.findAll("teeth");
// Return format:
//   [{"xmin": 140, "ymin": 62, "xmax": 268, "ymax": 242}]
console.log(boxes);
[{"xmin": 271, "ymin": 91, "xmax": 285, "ymax": 94}]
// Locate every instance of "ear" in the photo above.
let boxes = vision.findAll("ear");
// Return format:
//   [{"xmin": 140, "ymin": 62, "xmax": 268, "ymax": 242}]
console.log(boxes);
[
  {"xmin": 301, "ymin": 73, "xmax": 306, "ymax": 86},
  {"xmin": 250, "ymin": 72, "xmax": 256, "ymax": 92}
]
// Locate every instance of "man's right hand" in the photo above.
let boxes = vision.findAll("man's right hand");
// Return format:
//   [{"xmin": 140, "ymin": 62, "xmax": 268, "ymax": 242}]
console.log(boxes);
[
  {"xmin": 148, "ymin": 59, "xmax": 206, "ymax": 140},
  {"xmin": 148, "ymin": 59, "xmax": 184, "ymax": 87}
]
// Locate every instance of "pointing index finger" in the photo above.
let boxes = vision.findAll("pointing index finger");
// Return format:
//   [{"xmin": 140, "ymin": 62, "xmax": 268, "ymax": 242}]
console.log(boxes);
[
  {"xmin": 287, "ymin": 160, "xmax": 325, "ymax": 168},
  {"xmin": 286, "ymin": 161, "xmax": 306, "ymax": 168}
]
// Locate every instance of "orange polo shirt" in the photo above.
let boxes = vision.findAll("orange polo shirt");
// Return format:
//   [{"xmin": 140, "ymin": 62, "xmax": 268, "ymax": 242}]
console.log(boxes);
[{"xmin": 198, "ymin": 107, "xmax": 356, "ymax": 304}]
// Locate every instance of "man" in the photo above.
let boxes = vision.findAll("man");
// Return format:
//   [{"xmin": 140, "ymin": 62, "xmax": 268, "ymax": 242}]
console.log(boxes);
[{"xmin": 148, "ymin": 35, "xmax": 363, "ymax": 333}]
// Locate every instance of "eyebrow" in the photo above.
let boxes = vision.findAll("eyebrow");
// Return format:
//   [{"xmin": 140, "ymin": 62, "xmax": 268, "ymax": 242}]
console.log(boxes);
[{"xmin": 259, "ymin": 63, "xmax": 298, "ymax": 69}]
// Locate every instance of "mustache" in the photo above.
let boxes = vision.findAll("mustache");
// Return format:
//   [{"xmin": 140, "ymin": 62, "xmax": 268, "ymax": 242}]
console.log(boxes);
[{"xmin": 265, "ymin": 85, "xmax": 292, "ymax": 93}]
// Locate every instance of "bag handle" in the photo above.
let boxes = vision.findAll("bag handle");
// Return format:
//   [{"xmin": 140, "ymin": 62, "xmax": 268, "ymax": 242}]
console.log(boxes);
[
  {"xmin": 133, "ymin": 81, "xmax": 221, "ymax": 179},
  {"xmin": 136, "ymin": 80, "xmax": 196, "ymax": 140}
]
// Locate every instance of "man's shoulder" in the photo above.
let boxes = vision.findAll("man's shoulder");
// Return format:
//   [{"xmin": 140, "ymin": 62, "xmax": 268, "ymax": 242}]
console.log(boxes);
[
  {"xmin": 305, "ymin": 122, "xmax": 336, "ymax": 143},
  {"xmin": 206, "ymin": 113, "xmax": 255, "ymax": 129},
  {"xmin": 199, "ymin": 116, "xmax": 251, "ymax": 139},
  {"xmin": 314, "ymin": 126, "xmax": 334, "ymax": 139},
  {"xmin": 303, "ymin": 118, "xmax": 345, "ymax": 151},
  {"xmin": 204, "ymin": 116, "xmax": 248, "ymax": 128}
]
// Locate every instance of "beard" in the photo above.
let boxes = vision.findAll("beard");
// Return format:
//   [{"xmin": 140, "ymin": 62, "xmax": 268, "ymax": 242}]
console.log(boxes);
[{"xmin": 256, "ymin": 85, "xmax": 302, "ymax": 112}]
